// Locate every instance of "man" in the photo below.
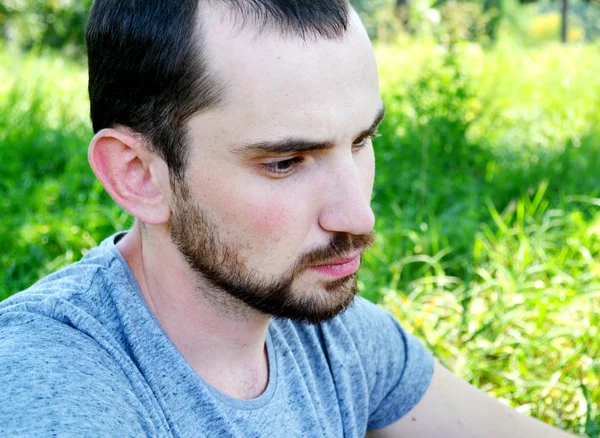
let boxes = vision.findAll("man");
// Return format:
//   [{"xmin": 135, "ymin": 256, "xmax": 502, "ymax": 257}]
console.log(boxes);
[{"xmin": 0, "ymin": 1, "xmax": 575, "ymax": 436}]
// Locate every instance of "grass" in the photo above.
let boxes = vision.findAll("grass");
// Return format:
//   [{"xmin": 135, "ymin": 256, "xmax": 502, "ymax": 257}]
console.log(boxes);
[
  {"xmin": 363, "ymin": 39, "xmax": 600, "ymax": 435},
  {"xmin": 1, "ymin": 40, "xmax": 599, "ymax": 435},
  {"xmin": 0, "ymin": 50, "xmax": 132, "ymax": 300}
]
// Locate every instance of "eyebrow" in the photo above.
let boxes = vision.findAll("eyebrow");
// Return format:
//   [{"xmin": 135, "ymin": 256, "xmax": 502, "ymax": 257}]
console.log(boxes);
[{"xmin": 233, "ymin": 104, "xmax": 386, "ymax": 155}]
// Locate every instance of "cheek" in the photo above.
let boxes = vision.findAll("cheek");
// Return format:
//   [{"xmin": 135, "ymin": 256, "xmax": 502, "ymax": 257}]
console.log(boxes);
[
  {"xmin": 218, "ymin": 185, "xmax": 310, "ymax": 243},
  {"xmin": 245, "ymin": 199, "xmax": 289, "ymax": 235},
  {"xmin": 226, "ymin": 189, "xmax": 315, "ymax": 273},
  {"xmin": 360, "ymin": 147, "xmax": 376, "ymax": 197}
]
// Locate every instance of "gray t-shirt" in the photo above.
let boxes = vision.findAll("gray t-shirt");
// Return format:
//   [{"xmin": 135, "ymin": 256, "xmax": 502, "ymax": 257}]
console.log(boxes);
[{"xmin": 0, "ymin": 233, "xmax": 433, "ymax": 437}]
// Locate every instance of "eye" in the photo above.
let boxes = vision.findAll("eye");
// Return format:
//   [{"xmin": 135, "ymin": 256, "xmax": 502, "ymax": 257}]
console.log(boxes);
[
  {"xmin": 260, "ymin": 157, "xmax": 304, "ymax": 177},
  {"xmin": 352, "ymin": 130, "xmax": 381, "ymax": 150},
  {"xmin": 352, "ymin": 138, "xmax": 368, "ymax": 149}
]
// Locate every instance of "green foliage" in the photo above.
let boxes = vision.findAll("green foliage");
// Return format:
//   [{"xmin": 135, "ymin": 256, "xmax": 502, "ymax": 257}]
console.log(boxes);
[
  {"xmin": 350, "ymin": 0, "xmax": 397, "ymax": 38},
  {"xmin": 1, "ymin": 39, "xmax": 599, "ymax": 435},
  {"xmin": 1, "ymin": 0, "xmax": 92, "ymax": 55},
  {"xmin": 0, "ymin": 51, "xmax": 130, "ymax": 299},
  {"xmin": 361, "ymin": 40, "xmax": 600, "ymax": 435},
  {"xmin": 1, "ymin": 0, "xmax": 598, "ymax": 56},
  {"xmin": 381, "ymin": 186, "xmax": 600, "ymax": 433}
]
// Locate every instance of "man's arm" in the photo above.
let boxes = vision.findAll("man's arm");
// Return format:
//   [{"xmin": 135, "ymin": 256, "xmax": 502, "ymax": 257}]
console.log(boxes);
[{"xmin": 368, "ymin": 361, "xmax": 576, "ymax": 438}]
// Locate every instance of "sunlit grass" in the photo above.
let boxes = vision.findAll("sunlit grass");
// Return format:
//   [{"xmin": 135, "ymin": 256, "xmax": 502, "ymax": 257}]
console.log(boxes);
[
  {"xmin": 364, "ymin": 40, "xmax": 600, "ymax": 435},
  {"xmin": 376, "ymin": 185, "xmax": 600, "ymax": 433},
  {"xmin": 0, "ymin": 52, "xmax": 131, "ymax": 299}
]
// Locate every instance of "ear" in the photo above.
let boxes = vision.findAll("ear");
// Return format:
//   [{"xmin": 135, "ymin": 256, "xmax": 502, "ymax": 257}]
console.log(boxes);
[{"xmin": 88, "ymin": 128, "xmax": 172, "ymax": 224}]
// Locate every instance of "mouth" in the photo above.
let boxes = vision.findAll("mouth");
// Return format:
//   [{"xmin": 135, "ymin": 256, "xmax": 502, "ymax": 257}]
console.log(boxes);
[{"xmin": 309, "ymin": 253, "xmax": 361, "ymax": 280}]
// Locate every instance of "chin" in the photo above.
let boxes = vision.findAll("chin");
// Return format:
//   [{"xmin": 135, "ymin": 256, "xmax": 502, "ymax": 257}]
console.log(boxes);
[{"xmin": 272, "ymin": 276, "xmax": 358, "ymax": 324}]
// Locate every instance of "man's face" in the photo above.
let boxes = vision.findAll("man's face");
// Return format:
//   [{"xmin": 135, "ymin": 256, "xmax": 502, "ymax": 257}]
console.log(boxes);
[{"xmin": 169, "ymin": 9, "xmax": 382, "ymax": 323}]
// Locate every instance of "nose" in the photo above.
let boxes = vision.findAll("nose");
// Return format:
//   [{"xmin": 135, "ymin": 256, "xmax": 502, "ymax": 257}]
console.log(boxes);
[{"xmin": 317, "ymin": 157, "xmax": 375, "ymax": 236}]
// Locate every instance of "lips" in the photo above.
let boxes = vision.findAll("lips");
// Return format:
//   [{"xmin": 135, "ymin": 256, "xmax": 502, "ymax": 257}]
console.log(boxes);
[{"xmin": 309, "ymin": 253, "xmax": 361, "ymax": 280}]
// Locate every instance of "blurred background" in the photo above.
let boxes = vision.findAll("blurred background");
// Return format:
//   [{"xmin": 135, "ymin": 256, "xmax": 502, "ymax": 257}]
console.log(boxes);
[{"xmin": 0, "ymin": 0, "xmax": 599, "ymax": 435}]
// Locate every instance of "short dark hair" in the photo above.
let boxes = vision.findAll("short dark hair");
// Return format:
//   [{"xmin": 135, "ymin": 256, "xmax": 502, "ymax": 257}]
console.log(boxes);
[{"xmin": 86, "ymin": 0, "xmax": 350, "ymax": 182}]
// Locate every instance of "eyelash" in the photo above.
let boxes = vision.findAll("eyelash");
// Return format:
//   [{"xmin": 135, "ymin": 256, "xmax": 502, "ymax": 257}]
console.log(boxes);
[
  {"xmin": 261, "ymin": 157, "xmax": 304, "ymax": 176},
  {"xmin": 261, "ymin": 130, "xmax": 381, "ymax": 177},
  {"xmin": 353, "ymin": 130, "xmax": 381, "ymax": 149}
]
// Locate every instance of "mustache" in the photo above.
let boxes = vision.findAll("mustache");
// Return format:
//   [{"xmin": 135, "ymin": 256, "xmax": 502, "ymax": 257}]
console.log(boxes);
[{"xmin": 293, "ymin": 231, "xmax": 375, "ymax": 273}]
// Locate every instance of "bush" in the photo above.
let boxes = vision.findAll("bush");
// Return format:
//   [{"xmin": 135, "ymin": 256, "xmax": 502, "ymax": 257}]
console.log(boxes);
[{"xmin": 1, "ymin": 0, "xmax": 92, "ymax": 55}]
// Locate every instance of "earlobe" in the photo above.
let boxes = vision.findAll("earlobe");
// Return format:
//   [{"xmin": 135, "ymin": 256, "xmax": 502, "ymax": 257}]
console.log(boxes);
[{"xmin": 88, "ymin": 129, "xmax": 172, "ymax": 224}]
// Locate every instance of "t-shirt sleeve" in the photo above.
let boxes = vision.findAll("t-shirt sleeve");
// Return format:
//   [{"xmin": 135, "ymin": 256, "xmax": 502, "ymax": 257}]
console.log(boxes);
[
  {"xmin": 0, "ymin": 312, "xmax": 159, "ymax": 437},
  {"xmin": 341, "ymin": 297, "xmax": 434, "ymax": 431}
]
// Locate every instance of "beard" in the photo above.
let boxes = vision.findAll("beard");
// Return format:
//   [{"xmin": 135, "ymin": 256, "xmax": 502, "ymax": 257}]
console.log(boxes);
[{"xmin": 168, "ymin": 187, "xmax": 375, "ymax": 324}]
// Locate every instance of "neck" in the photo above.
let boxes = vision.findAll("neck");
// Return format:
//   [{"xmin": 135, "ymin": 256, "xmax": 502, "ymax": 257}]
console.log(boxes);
[{"xmin": 117, "ymin": 222, "xmax": 271, "ymax": 399}]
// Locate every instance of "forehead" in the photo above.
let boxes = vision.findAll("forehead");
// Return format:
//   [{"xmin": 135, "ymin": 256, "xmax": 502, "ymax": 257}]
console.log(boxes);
[{"xmin": 190, "ymin": 7, "xmax": 381, "ymax": 144}]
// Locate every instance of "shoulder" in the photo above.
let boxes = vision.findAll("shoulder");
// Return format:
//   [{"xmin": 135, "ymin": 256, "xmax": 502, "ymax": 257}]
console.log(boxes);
[
  {"xmin": 0, "ymin": 312, "xmax": 163, "ymax": 436},
  {"xmin": 321, "ymin": 296, "xmax": 412, "ymax": 354},
  {"xmin": 0, "ymin": 235, "xmax": 168, "ymax": 435},
  {"xmin": 274, "ymin": 297, "xmax": 434, "ymax": 430},
  {"xmin": 335, "ymin": 295, "xmax": 397, "ymax": 331},
  {"xmin": 325, "ymin": 297, "xmax": 435, "ymax": 430},
  {"xmin": 276, "ymin": 296, "xmax": 424, "ymax": 362},
  {"xmin": 0, "ymin": 234, "xmax": 134, "ymax": 340},
  {"xmin": 0, "ymin": 238, "xmax": 117, "ymax": 313}
]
